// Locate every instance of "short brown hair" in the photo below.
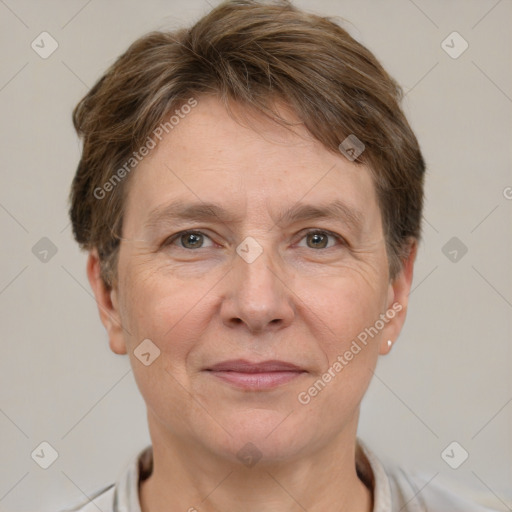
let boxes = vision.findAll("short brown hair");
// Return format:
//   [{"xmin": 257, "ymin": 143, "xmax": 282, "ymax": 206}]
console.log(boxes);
[{"xmin": 70, "ymin": 0, "xmax": 425, "ymax": 288}]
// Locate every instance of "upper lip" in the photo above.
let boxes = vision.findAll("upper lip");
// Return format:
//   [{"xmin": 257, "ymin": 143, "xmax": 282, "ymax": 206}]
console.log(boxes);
[{"xmin": 206, "ymin": 359, "xmax": 304, "ymax": 373}]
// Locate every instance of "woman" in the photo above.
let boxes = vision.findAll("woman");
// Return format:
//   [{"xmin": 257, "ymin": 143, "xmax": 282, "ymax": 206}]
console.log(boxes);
[{"xmin": 66, "ymin": 1, "xmax": 491, "ymax": 510}]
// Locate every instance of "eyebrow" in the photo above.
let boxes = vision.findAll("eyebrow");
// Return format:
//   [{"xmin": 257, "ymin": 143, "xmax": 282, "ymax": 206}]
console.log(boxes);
[
  {"xmin": 144, "ymin": 199, "xmax": 364, "ymax": 233},
  {"xmin": 145, "ymin": 201, "xmax": 241, "ymax": 231},
  {"xmin": 273, "ymin": 200, "xmax": 364, "ymax": 232}
]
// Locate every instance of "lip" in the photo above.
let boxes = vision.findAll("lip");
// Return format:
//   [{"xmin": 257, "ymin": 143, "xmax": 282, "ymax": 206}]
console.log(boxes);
[
  {"xmin": 207, "ymin": 359, "xmax": 304, "ymax": 372},
  {"xmin": 205, "ymin": 359, "xmax": 306, "ymax": 390}
]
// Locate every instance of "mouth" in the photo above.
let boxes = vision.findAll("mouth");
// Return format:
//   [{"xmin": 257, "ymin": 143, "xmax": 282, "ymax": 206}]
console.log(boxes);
[{"xmin": 204, "ymin": 359, "xmax": 307, "ymax": 390}]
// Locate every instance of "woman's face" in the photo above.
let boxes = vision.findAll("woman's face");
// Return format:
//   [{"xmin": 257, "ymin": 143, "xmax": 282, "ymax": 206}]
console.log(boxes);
[{"xmin": 95, "ymin": 95, "xmax": 414, "ymax": 464}]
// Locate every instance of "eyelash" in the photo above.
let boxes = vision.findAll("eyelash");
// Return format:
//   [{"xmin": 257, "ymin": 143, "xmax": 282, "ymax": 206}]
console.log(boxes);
[{"xmin": 163, "ymin": 229, "xmax": 346, "ymax": 250}]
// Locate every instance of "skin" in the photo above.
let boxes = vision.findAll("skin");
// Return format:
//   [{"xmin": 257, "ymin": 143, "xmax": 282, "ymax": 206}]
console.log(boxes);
[{"xmin": 87, "ymin": 94, "xmax": 416, "ymax": 512}]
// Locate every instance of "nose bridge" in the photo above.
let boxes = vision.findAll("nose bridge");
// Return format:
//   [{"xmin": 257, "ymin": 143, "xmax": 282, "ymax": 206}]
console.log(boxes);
[
  {"xmin": 221, "ymin": 237, "xmax": 294, "ymax": 331},
  {"xmin": 238, "ymin": 244, "xmax": 280, "ymax": 296}
]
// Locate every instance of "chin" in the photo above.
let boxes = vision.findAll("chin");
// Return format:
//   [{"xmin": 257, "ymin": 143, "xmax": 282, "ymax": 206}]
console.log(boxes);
[{"xmin": 209, "ymin": 410, "xmax": 314, "ymax": 465}]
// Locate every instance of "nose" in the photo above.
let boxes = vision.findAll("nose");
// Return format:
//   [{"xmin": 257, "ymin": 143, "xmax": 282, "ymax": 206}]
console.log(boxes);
[{"xmin": 219, "ymin": 245, "xmax": 295, "ymax": 334}]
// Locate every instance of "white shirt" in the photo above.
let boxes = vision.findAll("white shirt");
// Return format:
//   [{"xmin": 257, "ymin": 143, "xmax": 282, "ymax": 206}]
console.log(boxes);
[{"xmin": 63, "ymin": 440, "xmax": 494, "ymax": 512}]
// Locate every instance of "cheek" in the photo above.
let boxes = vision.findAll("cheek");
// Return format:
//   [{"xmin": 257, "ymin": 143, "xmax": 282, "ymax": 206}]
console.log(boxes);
[
  {"xmin": 291, "ymin": 274, "xmax": 385, "ymax": 410},
  {"xmin": 295, "ymin": 296, "xmax": 381, "ymax": 428},
  {"xmin": 296, "ymin": 272, "xmax": 386, "ymax": 349},
  {"xmin": 118, "ymin": 263, "xmax": 218, "ymax": 362},
  {"xmin": 117, "ymin": 268, "xmax": 209, "ymax": 420}
]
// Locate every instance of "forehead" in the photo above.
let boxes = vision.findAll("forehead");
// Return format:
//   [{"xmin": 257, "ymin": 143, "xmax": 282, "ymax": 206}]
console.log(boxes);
[{"xmin": 123, "ymin": 95, "xmax": 380, "ymax": 228}]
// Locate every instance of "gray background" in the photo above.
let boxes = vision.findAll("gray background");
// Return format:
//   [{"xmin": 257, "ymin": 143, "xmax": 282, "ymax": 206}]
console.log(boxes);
[{"xmin": 0, "ymin": 0, "xmax": 511, "ymax": 510}]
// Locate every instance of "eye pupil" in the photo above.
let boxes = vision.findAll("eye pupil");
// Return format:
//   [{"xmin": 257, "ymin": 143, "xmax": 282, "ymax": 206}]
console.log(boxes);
[{"xmin": 182, "ymin": 232, "xmax": 203, "ymax": 248}]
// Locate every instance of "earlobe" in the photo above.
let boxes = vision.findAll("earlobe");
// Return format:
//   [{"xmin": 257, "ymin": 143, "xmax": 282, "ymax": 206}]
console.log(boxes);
[
  {"xmin": 380, "ymin": 339, "xmax": 393, "ymax": 355},
  {"xmin": 86, "ymin": 250, "xmax": 127, "ymax": 355},
  {"xmin": 379, "ymin": 240, "xmax": 418, "ymax": 355}
]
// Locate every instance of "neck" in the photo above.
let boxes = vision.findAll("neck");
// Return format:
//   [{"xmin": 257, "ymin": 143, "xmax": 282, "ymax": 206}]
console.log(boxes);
[{"xmin": 139, "ymin": 413, "xmax": 373, "ymax": 512}]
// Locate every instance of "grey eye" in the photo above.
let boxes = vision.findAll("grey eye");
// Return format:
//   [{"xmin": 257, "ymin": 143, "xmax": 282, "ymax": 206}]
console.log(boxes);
[
  {"xmin": 298, "ymin": 231, "xmax": 338, "ymax": 249},
  {"xmin": 180, "ymin": 232, "xmax": 206, "ymax": 249}
]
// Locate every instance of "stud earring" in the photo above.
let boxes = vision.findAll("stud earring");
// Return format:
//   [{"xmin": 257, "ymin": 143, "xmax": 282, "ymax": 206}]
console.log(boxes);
[{"xmin": 387, "ymin": 340, "xmax": 393, "ymax": 349}]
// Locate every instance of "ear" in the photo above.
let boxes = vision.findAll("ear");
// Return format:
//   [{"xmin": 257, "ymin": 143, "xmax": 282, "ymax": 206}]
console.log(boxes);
[
  {"xmin": 86, "ymin": 249, "xmax": 127, "ymax": 355},
  {"xmin": 379, "ymin": 240, "xmax": 417, "ymax": 355}
]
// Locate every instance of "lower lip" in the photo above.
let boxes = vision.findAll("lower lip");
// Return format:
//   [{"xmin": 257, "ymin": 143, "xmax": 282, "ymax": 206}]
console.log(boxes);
[{"xmin": 207, "ymin": 371, "xmax": 305, "ymax": 390}]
